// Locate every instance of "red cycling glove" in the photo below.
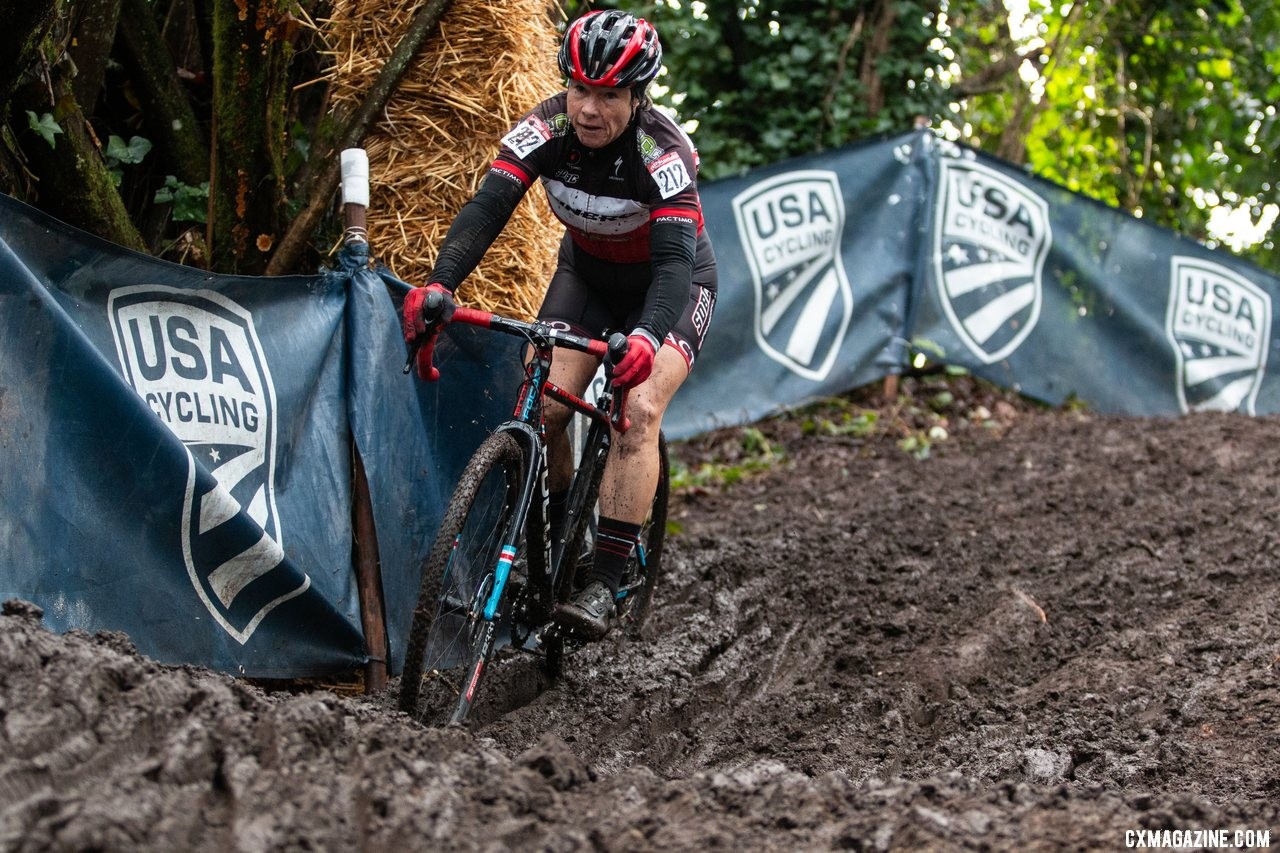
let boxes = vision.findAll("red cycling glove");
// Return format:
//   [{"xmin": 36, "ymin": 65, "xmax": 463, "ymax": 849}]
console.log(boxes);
[
  {"xmin": 611, "ymin": 332, "xmax": 657, "ymax": 389},
  {"xmin": 402, "ymin": 283, "xmax": 454, "ymax": 381}
]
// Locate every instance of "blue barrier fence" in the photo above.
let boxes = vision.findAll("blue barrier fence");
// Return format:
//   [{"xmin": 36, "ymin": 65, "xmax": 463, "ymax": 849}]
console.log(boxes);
[{"xmin": 2, "ymin": 129, "xmax": 1275, "ymax": 676}]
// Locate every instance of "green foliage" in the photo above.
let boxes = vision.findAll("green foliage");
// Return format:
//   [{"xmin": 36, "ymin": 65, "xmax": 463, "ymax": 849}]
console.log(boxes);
[
  {"xmin": 802, "ymin": 407, "xmax": 878, "ymax": 437},
  {"xmin": 11, "ymin": 0, "xmax": 1273, "ymax": 271},
  {"xmin": 669, "ymin": 425, "xmax": 784, "ymax": 491},
  {"xmin": 631, "ymin": 0, "xmax": 1276, "ymax": 268},
  {"xmin": 638, "ymin": 0, "xmax": 948, "ymax": 179},
  {"xmin": 25, "ymin": 111, "xmax": 61, "ymax": 147},
  {"xmin": 103, "ymin": 134, "xmax": 152, "ymax": 186},
  {"xmin": 946, "ymin": 0, "xmax": 1278, "ymax": 270},
  {"xmin": 154, "ymin": 175, "xmax": 210, "ymax": 224},
  {"xmin": 105, "ymin": 134, "xmax": 151, "ymax": 165}
]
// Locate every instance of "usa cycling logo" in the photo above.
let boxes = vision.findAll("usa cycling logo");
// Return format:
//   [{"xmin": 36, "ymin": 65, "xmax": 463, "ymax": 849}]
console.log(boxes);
[
  {"xmin": 108, "ymin": 285, "xmax": 307, "ymax": 644},
  {"xmin": 733, "ymin": 170, "xmax": 852, "ymax": 381},
  {"xmin": 934, "ymin": 159, "xmax": 1051, "ymax": 363},
  {"xmin": 1166, "ymin": 256, "xmax": 1271, "ymax": 414}
]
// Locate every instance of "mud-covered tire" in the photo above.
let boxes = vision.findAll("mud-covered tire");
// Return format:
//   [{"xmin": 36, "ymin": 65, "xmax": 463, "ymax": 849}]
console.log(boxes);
[{"xmin": 398, "ymin": 431, "xmax": 524, "ymax": 722}]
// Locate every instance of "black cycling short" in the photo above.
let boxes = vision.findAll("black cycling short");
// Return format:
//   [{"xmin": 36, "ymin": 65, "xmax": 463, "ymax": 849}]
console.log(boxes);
[{"xmin": 538, "ymin": 233, "xmax": 718, "ymax": 371}]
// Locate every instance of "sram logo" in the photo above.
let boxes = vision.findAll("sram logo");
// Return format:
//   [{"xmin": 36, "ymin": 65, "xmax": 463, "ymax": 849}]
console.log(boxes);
[
  {"xmin": 108, "ymin": 286, "xmax": 307, "ymax": 644},
  {"xmin": 733, "ymin": 170, "xmax": 852, "ymax": 381},
  {"xmin": 1166, "ymin": 256, "xmax": 1271, "ymax": 415},
  {"xmin": 934, "ymin": 159, "xmax": 1051, "ymax": 363}
]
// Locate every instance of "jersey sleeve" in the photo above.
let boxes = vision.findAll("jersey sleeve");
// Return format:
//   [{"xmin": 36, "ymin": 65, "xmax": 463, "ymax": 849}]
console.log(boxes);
[
  {"xmin": 637, "ymin": 113, "xmax": 704, "ymax": 233},
  {"xmin": 489, "ymin": 95, "xmax": 568, "ymax": 191},
  {"xmin": 428, "ymin": 97, "xmax": 565, "ymax": 290},
  {"xmin": 425, "ymin": 172, "xmax": 527, "ymax": 292}
]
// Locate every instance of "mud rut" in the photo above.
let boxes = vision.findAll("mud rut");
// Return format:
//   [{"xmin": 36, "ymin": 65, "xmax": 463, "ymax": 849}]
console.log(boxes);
[{"xmin": 2, "ymin": 384, "xmax": 1278, "ymax": 851}]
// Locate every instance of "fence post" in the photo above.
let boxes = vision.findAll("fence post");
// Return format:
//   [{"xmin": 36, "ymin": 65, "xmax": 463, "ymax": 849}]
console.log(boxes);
[
  {"xmin": 351, "ymin": 446, "xmax": 388, "ymax": 691},
  {"xmin": 341, "ymin": 148, "xmax": 388, "ymax": 692}
]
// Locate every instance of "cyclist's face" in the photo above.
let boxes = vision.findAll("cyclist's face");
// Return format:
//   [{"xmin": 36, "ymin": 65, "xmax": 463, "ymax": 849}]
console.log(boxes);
[{"xmin": 567, "ymin": 81, "xmax": 636, "ymax": 148}]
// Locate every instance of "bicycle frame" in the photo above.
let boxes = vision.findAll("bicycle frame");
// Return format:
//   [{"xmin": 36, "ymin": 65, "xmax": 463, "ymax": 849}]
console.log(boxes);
[
  {"xmin": 410, "ymin": 300, "xmax": 630, "ymax": 640},
  {"xmin": 397, "ymin": 293, "xmax": 671, "ymax": 724}
]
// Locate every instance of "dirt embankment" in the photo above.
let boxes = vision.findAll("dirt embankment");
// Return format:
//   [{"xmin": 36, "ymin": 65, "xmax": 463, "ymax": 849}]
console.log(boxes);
[{"xmin": 2, "ymin": 379, "xmax": 1277, "ymax": 850}]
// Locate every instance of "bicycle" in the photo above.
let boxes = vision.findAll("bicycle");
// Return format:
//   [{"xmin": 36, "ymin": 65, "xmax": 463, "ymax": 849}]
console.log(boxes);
[{"xmin": 396, "ymin": 289, "xmax": 670, "ymax": 726}]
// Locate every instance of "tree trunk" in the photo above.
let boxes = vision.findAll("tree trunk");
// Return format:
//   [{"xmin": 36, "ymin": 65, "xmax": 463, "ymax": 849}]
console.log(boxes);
[
  {"xmin": 265, "ymin": 0, "xmax": 455, "ymax": 276},
  {"xmin": 117, "ymin": 0, "xmax": 209, "ymax": 187},
  {"xmin": 0, "ymin": 0, "xmax": 60, "ymax": 124},
  {"xmin": 208, "ymin": 0, "xmax": 291, "ymax": 274},
  {"xmin": 704, "ymin": 0, "xmax": 749, "ymax": 90},
  {"xmin": 0, "ymin": 0, "xmax": 60, "ymax": 195},
  {"xmin": 9, "ymin": 13, "xmax": 147, "ymax": 251},
  {"xmin": 68, "ymin": 0, "xmax": 123, "ymax": 113},
  {"xmin": 858, "ymin": 0, "xmax": 896, "ymax": 118}
]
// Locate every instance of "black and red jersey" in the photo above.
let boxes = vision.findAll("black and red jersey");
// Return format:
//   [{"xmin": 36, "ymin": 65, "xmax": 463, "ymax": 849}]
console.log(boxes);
[
  {"xmin": 425, "ymin": 91, "xmax": 715, "ymax": 344},
  {"xmin": 489, "ymin": 92, "xmax": 705, "ymax": 264}
]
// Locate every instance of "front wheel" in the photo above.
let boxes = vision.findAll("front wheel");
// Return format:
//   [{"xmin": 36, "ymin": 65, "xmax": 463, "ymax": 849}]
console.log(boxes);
[{"xmin": 398, "ymin": 431, "xmax": 524, "ymax": 724}]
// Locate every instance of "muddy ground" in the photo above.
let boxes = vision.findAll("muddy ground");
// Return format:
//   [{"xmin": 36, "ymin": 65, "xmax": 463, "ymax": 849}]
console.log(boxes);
[{"xmin": 2, "ymin": 375, "xmax": 1277, "ymax": 851}]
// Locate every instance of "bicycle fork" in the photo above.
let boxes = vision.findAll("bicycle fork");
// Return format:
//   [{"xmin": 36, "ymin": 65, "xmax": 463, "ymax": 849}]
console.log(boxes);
[{"xmin": 452, "ymin": 424, "xmax": 550, "ymax": 721}]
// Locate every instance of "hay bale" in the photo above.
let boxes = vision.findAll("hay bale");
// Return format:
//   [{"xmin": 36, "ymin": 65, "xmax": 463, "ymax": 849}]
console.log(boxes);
[{"xmin": 324, "ymin": 0, "xmax": 563, "ymax": 319}]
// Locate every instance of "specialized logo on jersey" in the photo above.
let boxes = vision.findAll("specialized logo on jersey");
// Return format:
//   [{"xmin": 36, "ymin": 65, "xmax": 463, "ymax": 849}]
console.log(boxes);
[
  {"xmin": 934, "ymin": 159, "xmax": 1051, "ymax": 363},
  {"xmin": 1166, "ymin": 256, "xmax": 1271, "ymax": 414},
  {"xmin": 109, "ymin": 286, "xmax": 306, "ymax": 644},
  {"xmin": 733, "ymin": 170, "xmax": 852, "ymax": 381}
]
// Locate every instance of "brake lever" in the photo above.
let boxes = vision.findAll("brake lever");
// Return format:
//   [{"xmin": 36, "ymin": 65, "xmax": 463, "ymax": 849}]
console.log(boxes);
[
  {"xmin": 604, "ymin": 331, "xmax": 632, "ymax": 431},
  {"xmin": 402, "ymin": 337, "xmax": 423, "ymax": 374},
  {"xmin": 610, "ymin": 389, "xmax": 630, "ymax": 433}
]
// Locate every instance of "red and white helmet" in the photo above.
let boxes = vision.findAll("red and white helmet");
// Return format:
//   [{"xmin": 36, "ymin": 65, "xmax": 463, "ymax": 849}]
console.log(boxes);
[{"xmin": 558, "ymin": 10, "xmax": 663, "ymax": 89}]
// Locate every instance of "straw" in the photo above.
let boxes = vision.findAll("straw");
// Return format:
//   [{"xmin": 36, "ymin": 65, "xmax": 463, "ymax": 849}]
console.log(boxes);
[{"xmin": 324, "ymin": 0, "xmax": 563, "ymax": 319}]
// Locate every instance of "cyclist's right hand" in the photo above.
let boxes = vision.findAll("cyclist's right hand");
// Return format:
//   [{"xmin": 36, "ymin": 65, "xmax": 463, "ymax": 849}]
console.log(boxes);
[{"xmin": 402, "ymin": 283, "xmax": 455, "ymax": 381}]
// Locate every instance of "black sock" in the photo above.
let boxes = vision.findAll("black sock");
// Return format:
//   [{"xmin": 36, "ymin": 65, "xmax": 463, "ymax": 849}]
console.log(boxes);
[{"xmin": 588, "ymin": 516, "xmax": 642, "ymax": 595}]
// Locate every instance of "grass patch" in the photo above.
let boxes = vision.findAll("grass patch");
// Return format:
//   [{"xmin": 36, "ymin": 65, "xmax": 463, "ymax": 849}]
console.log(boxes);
[{"xmin": 669, "ymin": 426, "xmax": 783, "ymax": 492}]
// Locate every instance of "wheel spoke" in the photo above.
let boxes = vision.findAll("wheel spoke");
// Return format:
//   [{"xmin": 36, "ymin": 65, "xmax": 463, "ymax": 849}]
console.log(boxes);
[{"xmin": 398, "ymin": 431, "xmax": 526, "ymax": 723}]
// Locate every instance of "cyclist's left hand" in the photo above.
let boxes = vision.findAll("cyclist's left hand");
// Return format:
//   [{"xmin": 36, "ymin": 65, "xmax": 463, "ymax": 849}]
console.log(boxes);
[{"xmin": 612, "ymin": 332, "xmax": 657, "ymax": 388}]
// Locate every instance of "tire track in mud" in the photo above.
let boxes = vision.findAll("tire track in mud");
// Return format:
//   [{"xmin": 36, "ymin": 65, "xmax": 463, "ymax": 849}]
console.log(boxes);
[
  {"xmin": 3, "ymin": 405, "xmax": 1279, "ymax": 850},
  {"xmin": 483, "ymin": 537, "xmax": 817, "ymax": 778},
  {"xmin": 482, "ymin": 410, "xmax": 1280, "ymax": 804}
]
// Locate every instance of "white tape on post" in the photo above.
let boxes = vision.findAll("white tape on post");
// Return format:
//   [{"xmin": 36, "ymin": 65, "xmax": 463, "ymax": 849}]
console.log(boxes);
[{"xmin": 340, "ymin": 148, "xmax": 370, "ymax": 208}]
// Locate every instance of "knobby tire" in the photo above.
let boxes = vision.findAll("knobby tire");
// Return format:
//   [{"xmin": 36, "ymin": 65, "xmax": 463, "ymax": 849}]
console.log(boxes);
[{"xmin": 398, "ymin": 431, "xmax": 524, "ymax": 723}]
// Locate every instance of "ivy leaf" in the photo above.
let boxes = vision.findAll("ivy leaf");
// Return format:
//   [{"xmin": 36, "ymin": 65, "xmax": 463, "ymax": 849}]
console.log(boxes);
[
  {"xmin": 154, "ymin": 175, "xmax": 209, "ymax": 224},
  {"xmin": 105, "ymin": 135, "xmax": 152, "ymax": 165},
  {"xmin": 760, "ymin": 127, "xmax": 795, "ymax": 148},
  {"xmin": 26, "ymin": 111, "xmax": 63, "ymax": 148}
]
